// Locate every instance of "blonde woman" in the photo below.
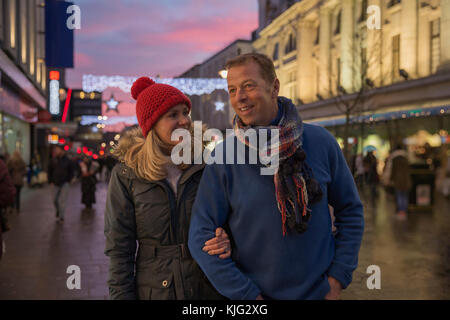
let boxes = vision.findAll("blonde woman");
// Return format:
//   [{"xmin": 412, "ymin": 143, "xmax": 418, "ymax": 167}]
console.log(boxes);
[{"xmin": 105, "ymin": 77, "xmax": 229, "ymax": 300}]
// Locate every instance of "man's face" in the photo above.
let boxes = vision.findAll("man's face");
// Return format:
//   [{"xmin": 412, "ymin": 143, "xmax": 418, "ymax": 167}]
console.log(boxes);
[{"xmin": 227, "ymin": 61, "xmax": 279, "ymax": 126}]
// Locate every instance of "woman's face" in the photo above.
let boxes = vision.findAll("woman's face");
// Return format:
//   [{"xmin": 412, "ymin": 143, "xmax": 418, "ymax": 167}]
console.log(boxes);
[{"xmin": 153, "ymin": 104, "xmax": 191, "ymax": 147}]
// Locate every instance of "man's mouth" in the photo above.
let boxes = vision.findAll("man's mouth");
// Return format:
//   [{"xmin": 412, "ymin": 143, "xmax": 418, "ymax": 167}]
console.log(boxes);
[{"xmin": 239, "ymin": 105, "xmax": 254, "ymax": 113}]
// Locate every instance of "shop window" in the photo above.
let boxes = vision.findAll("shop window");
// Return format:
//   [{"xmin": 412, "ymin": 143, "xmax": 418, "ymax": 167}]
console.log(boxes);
[
  {"xmin": 392, "ymin": 35, "xmax": 400, "ymax": 82},
  {"xmin": 315, "ymin": 26, "xmax": 320, "ymax": 45},
  {"xmin": 387, "ymin": 0, "xmax": 401, "ymax": 9},
  {"xmin": 284, "ymin": 33, "xmax": 296, "ymax": 54},
  {"xmin": 358, "ymin": 0, "xmax": 368, "ymax": 23},
  {"xmin": 334, "ymin": 10, "xmax": 341, "ymax": 35},
  {"xmin": 336, "ymin": 57, "xmax": 341, "ymax": 90},
  {"xmin": 273, "ymin": 43, "xmax": 279, "ymax": 61},
  {"xmin": 430, "ymin": 18, "xmax": 440, "ymax": 74}
]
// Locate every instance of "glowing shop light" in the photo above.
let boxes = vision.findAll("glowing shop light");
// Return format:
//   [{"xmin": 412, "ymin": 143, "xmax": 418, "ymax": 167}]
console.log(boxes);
[{"xmin": 49, "ymin": 79, "xmax": 60, "ymax": 115}]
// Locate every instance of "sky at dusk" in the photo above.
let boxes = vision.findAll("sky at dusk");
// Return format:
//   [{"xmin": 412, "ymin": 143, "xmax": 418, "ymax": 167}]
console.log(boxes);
[{"xmin": 66, "ymin": 0, "xmax": 259, "ymax": 89}]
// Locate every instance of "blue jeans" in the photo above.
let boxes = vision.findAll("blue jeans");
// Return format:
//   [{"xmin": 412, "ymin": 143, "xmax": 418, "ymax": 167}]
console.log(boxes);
[
  {"xmin": 53, "ymin": 183, "xmax": 70, "ymax": 219},
  {"xmin": 395, "ymin": 190, "xmax": 409, "ymax": 212}
]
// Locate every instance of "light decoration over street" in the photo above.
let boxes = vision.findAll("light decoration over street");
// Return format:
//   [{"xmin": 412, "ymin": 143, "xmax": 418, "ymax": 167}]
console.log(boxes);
[
  {"xmin": 82, "ymin": 74, "xmax": 228, "ymax": 96},
  {"xmin": 80, "ymin": 115, "xmax": 138, "ymax": 126},
  {"xmin": 105, "ymin": 95, "xmax": 121, "ymax": 112},
  {"xmin": 214, "ymin": 101, "xmax": 225, "ymax": 112}
]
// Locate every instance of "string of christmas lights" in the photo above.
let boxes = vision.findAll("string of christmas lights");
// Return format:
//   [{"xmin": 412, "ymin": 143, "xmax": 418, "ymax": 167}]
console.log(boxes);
[
  {"xmin": 80, "ymin": 115, "xmax": 138, "ymax": 126},
  {"xmin": 82, "ymin": 74, "xmax": 228, "ymax": 95}
]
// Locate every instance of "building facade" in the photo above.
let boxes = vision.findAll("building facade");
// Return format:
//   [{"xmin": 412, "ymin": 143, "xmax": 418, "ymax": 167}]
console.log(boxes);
[
  {"xmin": 0, "ymin": 0, "xmax": 48, "ymax": 164},
  {"xmin": 253, "ymin": 0, "xmax": 450, "ymax": 162}
]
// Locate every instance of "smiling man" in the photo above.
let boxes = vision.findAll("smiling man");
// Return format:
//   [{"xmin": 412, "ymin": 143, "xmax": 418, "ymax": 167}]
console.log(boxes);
[{"xmin": 188, "ymin": 53, "xmax": 364, "ymax": 300}]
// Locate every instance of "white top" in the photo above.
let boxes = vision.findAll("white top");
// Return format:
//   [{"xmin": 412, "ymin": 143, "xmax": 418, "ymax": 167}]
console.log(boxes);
[{"xmin": 165, "ymin": 163, "xmax": 183, "ymax": 195}]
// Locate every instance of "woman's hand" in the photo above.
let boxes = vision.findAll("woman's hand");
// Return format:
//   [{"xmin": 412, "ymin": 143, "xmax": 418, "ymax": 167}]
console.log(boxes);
[{"xmin": 202, "ymin": 227, "xmax": 231, "ymax": 259}]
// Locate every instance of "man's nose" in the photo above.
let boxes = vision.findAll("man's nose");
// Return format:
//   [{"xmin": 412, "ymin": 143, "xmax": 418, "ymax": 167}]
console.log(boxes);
[{"xmin": 236, "ymin": 88, "xmax": 247, "ymax": 101}]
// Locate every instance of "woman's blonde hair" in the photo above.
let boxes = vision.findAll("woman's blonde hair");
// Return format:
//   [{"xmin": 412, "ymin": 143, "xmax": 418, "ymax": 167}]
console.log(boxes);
[{"xmin": 114, "ymin": 124, "xmax": 206, "ymax": 182}]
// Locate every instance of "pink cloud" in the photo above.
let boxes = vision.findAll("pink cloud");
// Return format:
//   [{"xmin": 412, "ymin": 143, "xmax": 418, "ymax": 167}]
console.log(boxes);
[{"xmin": 74, "ymin": 52, "xmax": 94, "ymax": 68}]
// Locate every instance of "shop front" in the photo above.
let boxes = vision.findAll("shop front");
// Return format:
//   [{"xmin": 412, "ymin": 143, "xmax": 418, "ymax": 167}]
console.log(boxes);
[{"xmin": 0, "ymin": 82, "xmax": 40, "ymax": 164}]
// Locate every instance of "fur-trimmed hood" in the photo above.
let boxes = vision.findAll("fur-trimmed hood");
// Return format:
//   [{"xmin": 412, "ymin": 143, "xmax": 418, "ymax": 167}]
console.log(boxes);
[{"xmin": 112, "ymin": 127, "xmax": 144, "ymax": 162}]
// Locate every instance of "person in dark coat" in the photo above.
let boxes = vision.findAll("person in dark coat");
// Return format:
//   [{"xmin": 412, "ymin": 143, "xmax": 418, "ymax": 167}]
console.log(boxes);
[
  {"xmin": 48, "ymin": 146, "xmax": 75, "ymax": 222},
  {"xmin": 0, "ymin": 158, "xmax": 16, "ymax": 261},
  {"xmin": 104, "ymin": 77, "xmax": 230, "ymax": 300},
  {"xmin": 7, "ymin": 151, "xmax": 27, "ymax": 213},
  {"xmin": 79, "ymin": 157, "xmax": 99, "ymax": 212},
  {"xmin": 363, "ymin": 150, "xmax": 379, "ymax": 206},
  {"xmin": 390, "ymin": 145, "xmax": 411, "ymax": 220}
]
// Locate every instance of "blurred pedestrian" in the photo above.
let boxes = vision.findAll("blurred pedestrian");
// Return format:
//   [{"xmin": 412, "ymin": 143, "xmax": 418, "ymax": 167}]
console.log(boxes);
[
  {"xmin": 7, "ymin": 151, "xmax": 27, "ymax": 214},
  {"xmin": 79, "ymin": 156, "xmax": 99, "ymax": 212},
  {"xmin": 104, "ymin": 154, "xmax": 118, "ymax": 183},
  {"xmin": 363, "ymin": 150, "xmax": 379, "ymax": 206},
  {"xmin": 355, "ymin": 153, "xmax": 365, "ymax": 189},
  {"xmin": 390, "ymin": 144, "xmax": 412, "ymax": 220},
  {"xmin": 48, "ymin": 146, "xmax": 75, "ymax": 223},
  {"xmin": 105, "ymin": 77, "xmax": 229, "ymax": 299},
  {"xmin": 0, "ymin": 158, "xmax": 16, "ymax": 261}
]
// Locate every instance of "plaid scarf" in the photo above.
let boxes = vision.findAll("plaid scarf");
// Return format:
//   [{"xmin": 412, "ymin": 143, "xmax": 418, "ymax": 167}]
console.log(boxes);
[{"xmin": 233, "ymin": 97, "xmax": 323, "ymax": 236}]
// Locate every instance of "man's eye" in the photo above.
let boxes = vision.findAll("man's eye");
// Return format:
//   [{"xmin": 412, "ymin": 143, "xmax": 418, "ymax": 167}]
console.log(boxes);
[
  {"xmin": 229, "ymin": 88, "xmax": 236, "ymax": 94},
  {"xmin": 245, "ymin": 84, "xmax": 255, "ymax": 89}
]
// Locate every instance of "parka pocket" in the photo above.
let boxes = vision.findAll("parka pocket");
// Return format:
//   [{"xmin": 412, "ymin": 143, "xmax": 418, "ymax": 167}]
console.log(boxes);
[{"xmin": 136, "ymin": 271, "xmax": 176, "ymax": 300}]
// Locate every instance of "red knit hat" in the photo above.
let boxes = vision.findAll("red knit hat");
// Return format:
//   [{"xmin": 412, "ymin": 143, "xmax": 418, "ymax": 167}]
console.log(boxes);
[{"xmin": 131, "ymin": 77, "xmax": 192, "ymax": 138}]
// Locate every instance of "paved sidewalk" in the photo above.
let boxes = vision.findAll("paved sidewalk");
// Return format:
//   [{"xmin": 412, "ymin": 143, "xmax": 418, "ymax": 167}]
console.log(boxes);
[
  {"xmin": 0, "ymin": 181, "xmax": 449, "ymax": 299},
  {"xmin": 0, "ymin": 182, "xmax": 109, "ymax": 299}
]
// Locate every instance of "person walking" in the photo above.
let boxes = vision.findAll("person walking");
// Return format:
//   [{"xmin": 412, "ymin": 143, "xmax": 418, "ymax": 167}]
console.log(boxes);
[
  {"xmin": 79, "ymin": 156, "xmax": 99, "ymax": 212},
  {"xmin": 104, "ymin": 77, "xmax": 231, "ymax": 300},
  {"xmin": 0, "ymin": 158, "xmax": 16, "ymax": 261},
  {"xmin": 355, "ymin": 153, "xmax": 365, "ymax": 189},
  {"xmin": 363, "ymin": 150, "xmax": 379, "ymax": 206},
  {"xmin": 390, "ymin": 145, "xmax": 412, "ymax": 220},
  {"xmin": 7, "ymin": 151, "xmax": 27, "ymax": 214},
  {"xmin": 188, "ymin": 53, "xmax": 364, "ymax": 300},
  {"xmin": 48, "ymin": 145, "xmax": 75, "ymax": 222}
]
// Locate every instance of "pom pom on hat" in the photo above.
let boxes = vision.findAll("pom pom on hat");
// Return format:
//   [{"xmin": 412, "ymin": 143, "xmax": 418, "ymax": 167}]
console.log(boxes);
[
  {"xmin": 131, "ymin": 76, "xmax": 192, "ymax": 138},
  {"xmin": 131, "ymin": 76, "xmax": 155, "ymax": 100}
]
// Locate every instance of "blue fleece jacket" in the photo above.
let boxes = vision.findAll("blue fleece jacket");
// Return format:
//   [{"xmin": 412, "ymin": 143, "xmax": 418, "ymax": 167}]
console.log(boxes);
[{"xmin": 188, "ymin": 115, "xmax": 364, "ymax": 300}]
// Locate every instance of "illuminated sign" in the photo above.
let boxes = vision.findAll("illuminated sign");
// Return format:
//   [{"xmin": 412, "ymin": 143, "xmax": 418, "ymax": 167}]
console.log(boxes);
[
  {"xmin": 49, "ymin": 79, "xmax": 60, "ymax": 115},
  {"xmin": 48, "ymin": 134, "xmax": 59, "ymax": 144}
]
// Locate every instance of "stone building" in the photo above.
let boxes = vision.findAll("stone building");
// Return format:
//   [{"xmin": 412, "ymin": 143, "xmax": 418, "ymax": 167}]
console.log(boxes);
[{"xmin": 253, "ymin": 0, "xmax": 450, "ymax": 159}]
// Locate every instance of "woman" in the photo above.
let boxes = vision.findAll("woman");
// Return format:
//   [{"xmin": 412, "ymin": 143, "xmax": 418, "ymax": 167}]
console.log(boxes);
[
  {"xmin": 79, "ymin": 156, "xmax": 99, "ymax": 212},
  {"xmin": 105, "ymin": 77, "xmax": 230, "ymax": 300},
  {"xmin": 7, "ymin": 151, "xmax": 27, "ymax": 214},
  {"xmin": 390, "ymin": 144, "xmax": 411, "ymax": 220}
]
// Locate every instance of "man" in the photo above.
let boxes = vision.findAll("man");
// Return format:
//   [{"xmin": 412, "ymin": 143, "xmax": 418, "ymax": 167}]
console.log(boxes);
[
  {"xmin": 188, "ymin": 53, "xmax": 364, "ymax": 300},
  {"xmin": 48, "ymin": 145, "xmax": 75, "ymax": 222}
]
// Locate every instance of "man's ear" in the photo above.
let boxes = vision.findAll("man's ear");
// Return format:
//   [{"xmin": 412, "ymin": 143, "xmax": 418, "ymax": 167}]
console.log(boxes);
[{"xmin": 272, "ymin": 78, "xmax": 280, "ymax": 99}]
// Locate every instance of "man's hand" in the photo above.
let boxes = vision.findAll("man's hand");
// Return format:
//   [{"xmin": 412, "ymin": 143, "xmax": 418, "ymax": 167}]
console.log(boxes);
[
  {"xmin": 202, "ymin": 227, "xmax": 231, "ymax": 259},
  {"xmin": 324, "ymin": 276, "xmax": 342, "ymax": 300}
]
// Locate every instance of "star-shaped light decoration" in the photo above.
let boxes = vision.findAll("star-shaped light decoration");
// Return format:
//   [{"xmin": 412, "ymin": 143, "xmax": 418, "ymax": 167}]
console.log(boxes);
[
  {"xmin": 214, "ymin": 101, "xmax": 225, "ymax": 112},
  {"xmin": 105, "ymin": 95, "xmax": 121, "ymax": 113}
]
